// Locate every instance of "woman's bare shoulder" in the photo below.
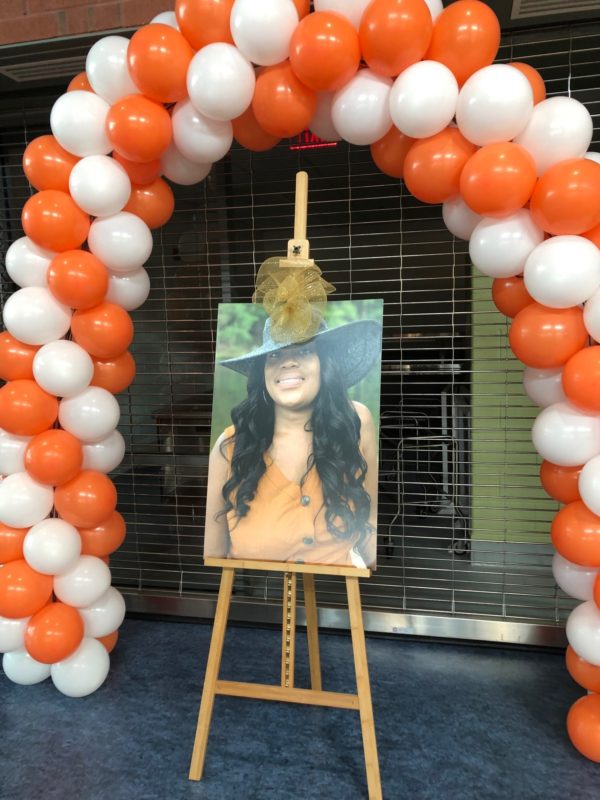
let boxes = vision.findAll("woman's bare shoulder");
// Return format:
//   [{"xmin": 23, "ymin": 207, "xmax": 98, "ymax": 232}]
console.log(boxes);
[{"xmin": 352, "ymin": 401, "xmax": 374, "ymax": 425}]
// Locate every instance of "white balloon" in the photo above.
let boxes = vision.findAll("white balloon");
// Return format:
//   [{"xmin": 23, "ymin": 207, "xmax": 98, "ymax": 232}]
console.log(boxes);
[
  {"xmin": 442, "ymin": 196, "xmax": 482, "ymax": 241},
  {"xmin": 0, "ymin": 473, "xmax": 54, "ymax": 528},
  {"xmin": 523, "ymin": 367, "xmax": 566, "ymax": 408},
  {"xmin": 172, "ymin": 100, "xmax": 233, "ymax": 164},
  {"xmin": 532, "ymin": 401, "xmax": 600, "ymax": 467},
  {"xmin": 106, "ymin": 267, "xmax": 150, "ymax": 311},
  {"xmin": 5, "ymin": 237, "xmax": 53, "ymax": 288},
  {"xmin": 0, "ymin": 616, "xmax": 28, "ymax": 654},
  {"xmin": 585, "ymin": 151, "xmax": 600, "ymax": 165},
  {"xmin": 82, "ymin": 430, "xmax": 126, "ymax": 474},
  {"xmin": 88, "ymin": 212, "xmax": 153, "ymax": 274},
  {"xmin": 456, "ymin": 65, "xmax": 533, "ymax": 146},
  {"xmin": 59, "ymin": 387, "xmax": 120, "ymax": 444},
  {"xmin": 0, "ymin": 429, "xmax": 31, "ymax": 475},
  {"xmin": 2, "ymin": 287, "xmax": 71, "ymax": 346},
  {"xmin": 79, "ymin": 586, "xmax": 126, "ymax": 638},
  {"xmin": 50, "ymin": 91, "xmax": 112, "ymax": 157},
  {"xmin": 524, "ymin": 236, "xmax": 600, "ymax": 309},
  {"xmin": 313, "ymin": 0, "xmax": 371, "ymax": 28},
  {"xmin": 51, "ymin": 637, "xmax": 110, "ymax": 697},
  {"xmin": 423, "ymin": 0, "xmax": 444, "ymax": 20},
  {"xmin": 69, "ymin": 155, "xmax": 131, "ymax": 218},
  {"xmin": 53, "ymin": 555, "xmax": 111, "ymax": 608},
  {"xmin": 553, "ymin": 553, "xmax": 598, "ymax": 601},
  {"xmin": 85, "ymin": 36, "xmax": 139, "ymax": 105},
  {"xmin": 161, "ymin": 142, "xmax": 213, "ymax": 186},
  {"xmin": 566, "ymin": 601, "xmax": 600, "ymax": 666},
  {"xmin": 514, "ymin": 96, "xmax": 593, "ymax": 176},
  {"xmin": 584, "ymin": 288, "xmax": 600, "ymax": 342},
  {"xmin": 390, "ymin": 61, "xmax": 458, "ymax": 139},
  {"xmin": 187, "ymin": 43, "xmax": 255, "ymax": 122},
  {"xmin": 469, "ymin": 210, "xmax": 544, "ymax": 279},
  {"xmin": 3, "ymin": 648, "xmax": 50, "ymax": 685},
  {"xmin": 579, "ymin": 454, "xmax": 600, "ymax": 517},
  {"xmin": 33, "ymin": 340, "xmax": 94, "ymax": 399},
  {"xmin": 231, "ymin": 0, "xmax": 298, "ymax": 66},
  {"xmin": 332, "ymin": 69, "xmax": 392, "ymax": 146},
  {"xmin": 150, "ymin": 10, "xmax": 179, "ymax": 28},
  {"xmin": 23, "ymin": 518, "xmax": 81, "ymax": 575},
  {"xmin": 309, "ymin": 93, "xmax": 341, "ymax": 142}
]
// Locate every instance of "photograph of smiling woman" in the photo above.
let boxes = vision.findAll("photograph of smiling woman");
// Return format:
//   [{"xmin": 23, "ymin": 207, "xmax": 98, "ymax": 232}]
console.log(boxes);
[{"xmin": 203, "ymin": 300, "xmax": 383, "ymax": 569}]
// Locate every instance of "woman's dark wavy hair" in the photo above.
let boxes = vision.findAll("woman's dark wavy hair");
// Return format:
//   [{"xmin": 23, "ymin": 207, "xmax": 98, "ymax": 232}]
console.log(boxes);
[{"xmin": 219, "ymin": 341, "xmax": 372, "ymax": 552}]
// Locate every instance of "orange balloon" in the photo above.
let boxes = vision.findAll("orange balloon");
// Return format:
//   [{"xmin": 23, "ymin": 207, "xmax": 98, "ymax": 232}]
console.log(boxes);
[
  {"xmin": 370, "ymin": 126, "xmax": 414, "ymax": 179},
  {"xmin": 530, "ymin": 159, "xmax": 600, "ymax": 236},
  {"xmin": 106, "ymin": 95, "xmax": 172, "ymax": 163},
  {"xmin": 112, "ymin": 152, "xmax": 162, "ymax": 186},
  {"xmin": 292, "ymin": 0, "xmax": 310, "ymax": 18},
  {"xmin": 566, "ymin": 646, "xmax": 600, "ymax": 694},
  {"xmin": 21, "ymin": 190, "xmax": 90, "ymax": 252},
  {"xmin": 0, "ymin": 524, "xmax": 28, "ymax": 563},
  {"xmin": 232, "ymin": 105, "xmax": 280, "ymax": 152},
  {"xmin": 97, "ymin": 629, "xmax": 119, "ymax": 653},
  {"xmin": 71, "ymin": 302, "xmax": 134, "ymax": 360},
  {"xmin": 583, "ymin": 220, "xmax": 600, "ymax": 249},
  {"xmin": 426, "ymin": 0, "xmax": 500, "ymax": 86},
  {"xmin": 22, "ymin": 135, "xmax": 79, "ymax": 193},
  {"xmin": 128, "ymin": 24, "xmax": 194, "ymax": 104},
  {"xmin": 55, "ymin": 470, "xmax": 117, "ymax": 529},
  {"xmin": 491, "ymin": 276, "xmax": 533, "ymax": 319},
  {"xmin": 67, "ymin": 71, "xmax": 93, "ymax": 92},
  {"xmin": 79, "ymin": 511, "xmax": 126, "ymax": 557},
  {"xmin": 551, "ymin": 501, "xmax": 600, "ymax": 567},
  {"xmin": 0, "ymin": 333, "xmax": 38, "ymax": 381},
  {"xmin": 24, "ymin": 429, "xmax": 83, "ymax": 487},
  {"xmin": 0, "ymin": 560, "xmax": 53, "ymax": 618},
  {"xmin": 290, "ymin": 12, "xmax": 361, "ymax": 92},
  {"xmin": 359, "ymin": 0, "xmax": 433, "ymax": 77},
  {"xmin": 175, "ymin": 0, "xmax": 234, "ymax": 50},
  {"xmin": 403, "ymin": 127, "xmax": 476, "ymax": 204},
  {"xmin": 540, "ymin": 461, "xmax": 582, "ymax": 504},
  {"xmin": 47, "ymin": 250, "xmax": 109, "ymax": 310},
  {"xmin": 567, "ymin": 694, "xmax": 600, "ymax": 763},
  {"xmin": 509, "ymin": 304, "xmax": 588, "ymax": 369},
  {"xmin": 509, "ymin": 62, "xmax": 546, "ymax": 105},
  {"xmin": 0, "ymin": 380, "xmax": 58, "ymax": 436},
  {"xmin": 252, "ymin": 61, "xmax": 317, "ymax": 139},
  {"xmin": 460, "ymin": 142, "xmax": 537, "ymax": 217},
  {"xmin": 91, "ymin": 351, "xmax": 137, "ymax": 394},
  {"xmin": 563, "ymin": 346, "xmax": 600, "ymax": 413},
  {"xmin": 25, "ymin": 602, "xmax": 84, "ymax": 664},
  {"xmin": 123, "ymin": 178, "xmax": 175, "ymax": 230}
]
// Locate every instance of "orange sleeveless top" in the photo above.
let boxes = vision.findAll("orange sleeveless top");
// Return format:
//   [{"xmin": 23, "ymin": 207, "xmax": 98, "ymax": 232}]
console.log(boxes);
[{"xmin": 223, "ymin": 426, "xmax": 360, "ymax": 566}]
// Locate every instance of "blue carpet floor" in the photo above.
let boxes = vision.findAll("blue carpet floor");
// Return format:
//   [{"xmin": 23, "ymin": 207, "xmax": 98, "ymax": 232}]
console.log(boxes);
[{"xmin": 0, "ymin": 617, "xmax": 598, "ymax": 800}]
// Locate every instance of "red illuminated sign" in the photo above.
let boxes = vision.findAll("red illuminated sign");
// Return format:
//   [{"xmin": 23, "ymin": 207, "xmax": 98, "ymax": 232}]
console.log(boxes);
[{"xmin": 289, "ymin": 131, "xmax": 338, "ymax": 151}]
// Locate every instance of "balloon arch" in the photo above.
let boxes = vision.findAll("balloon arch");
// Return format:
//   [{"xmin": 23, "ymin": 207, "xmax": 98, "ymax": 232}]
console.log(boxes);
[{"xmin": 1, "ymin": 0, "xmax": 600, "ymax": 760}]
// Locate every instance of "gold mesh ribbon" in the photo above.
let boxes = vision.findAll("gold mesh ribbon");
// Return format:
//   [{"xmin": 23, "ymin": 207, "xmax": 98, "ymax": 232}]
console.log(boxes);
[{"xmin": 253, "ymin": 257, "xmax": 336, "ymax": 343}]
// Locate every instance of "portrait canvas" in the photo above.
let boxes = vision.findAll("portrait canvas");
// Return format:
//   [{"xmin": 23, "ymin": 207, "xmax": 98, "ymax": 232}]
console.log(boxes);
[{"xmin": 204, "ymin": 299, "xmax": 384, "ymax": 569}]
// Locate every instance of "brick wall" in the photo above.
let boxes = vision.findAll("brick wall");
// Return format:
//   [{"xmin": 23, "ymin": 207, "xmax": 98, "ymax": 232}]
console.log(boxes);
[{"xmin": 0, "ymin": 0, "xmax": 174, "ymax": 45}]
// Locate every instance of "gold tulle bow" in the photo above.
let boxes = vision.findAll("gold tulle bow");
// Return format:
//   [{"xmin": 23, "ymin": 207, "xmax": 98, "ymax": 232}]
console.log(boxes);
[{"xmin": 253, "ymin": 257, "xmax": 336, "ymax": 343}]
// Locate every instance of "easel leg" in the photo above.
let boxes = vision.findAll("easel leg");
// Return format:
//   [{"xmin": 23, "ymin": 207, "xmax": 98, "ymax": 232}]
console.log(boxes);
[
  {"xmin": 189, "ymin": 567, "xmax": 235, "ymax": 781},
  {"xmin": 302, "ymin": 573, "xmax": 322, "ymax": 691},
  {"xmin": 281, "ymin": 572, "xmax": 297, "ymax": 688},
  {"xmin": 346, "ymin": 576, "xmax": 382, "ymax": 800}
]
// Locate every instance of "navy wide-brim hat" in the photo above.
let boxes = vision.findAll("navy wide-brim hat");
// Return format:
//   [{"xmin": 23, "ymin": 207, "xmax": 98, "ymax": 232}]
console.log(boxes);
[{"xmin": 219, "ymin": 316, "xmax": 383, "ymax": 388}]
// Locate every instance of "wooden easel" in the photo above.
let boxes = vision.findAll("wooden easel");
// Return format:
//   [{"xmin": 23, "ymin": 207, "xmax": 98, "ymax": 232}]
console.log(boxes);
[{"xmin": 189, "ymin": 558, "xmax": 382, "ymax": 799}]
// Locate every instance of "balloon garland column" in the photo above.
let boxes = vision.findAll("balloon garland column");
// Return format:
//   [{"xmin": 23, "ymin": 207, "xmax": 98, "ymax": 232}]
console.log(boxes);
[{"xmin": 0, "ymin": 0, "xmax": 599, "ymax": 760}]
